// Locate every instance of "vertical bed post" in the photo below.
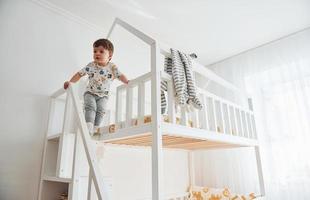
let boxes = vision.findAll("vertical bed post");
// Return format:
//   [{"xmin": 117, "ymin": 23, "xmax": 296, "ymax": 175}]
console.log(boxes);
[
  {"xmin": 115, "ymin": 87, "xmax": 120, "ymax": 127},
  {"xmin": 38, "ymin": 97, "xmax": 55, "ymax": 200},
  {"xmin": 250, "ymin": 96, "xmax": 265, "ymax": 196},
  {"xmin": 255, "ymin": 146, "xmax": 266, "ymax": 196},
  {"xmin": 151, "ymin": 42, "xmax": 163, "ymax": 200},
  {"xmin": 68, "ymin": 129, "xmax": 82, "ymax": 200}
]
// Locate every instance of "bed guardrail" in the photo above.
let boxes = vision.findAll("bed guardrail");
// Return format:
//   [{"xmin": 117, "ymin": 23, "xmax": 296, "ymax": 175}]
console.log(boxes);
[
  {"xmin": 113, "ymin": 71, "xmax": 257, "ymax": 140},
  {"xmin": 115, "ymin": 72, "xmax": 152, "ymax": 128}
]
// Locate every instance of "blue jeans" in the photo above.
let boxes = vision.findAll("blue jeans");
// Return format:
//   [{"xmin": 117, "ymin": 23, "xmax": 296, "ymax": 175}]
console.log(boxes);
[{"xmin": 84, "ymin": 92, "xmax": 108, "ymax": 126}]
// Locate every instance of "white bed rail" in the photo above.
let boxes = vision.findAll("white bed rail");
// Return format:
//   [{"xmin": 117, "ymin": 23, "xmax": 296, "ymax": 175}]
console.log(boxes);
[
  {"xmin": 115, "ymin": 72, "xmax": 152, "ymax": 128},
  {"xmin": 113, "ymin": 71, "xmax": 257, "ymax": 140}
]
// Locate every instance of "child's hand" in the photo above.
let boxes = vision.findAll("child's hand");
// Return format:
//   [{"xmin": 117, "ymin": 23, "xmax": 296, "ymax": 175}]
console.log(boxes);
[
  {"xmin": 64, "ymin": 81, "xmax": 70, "ymax": 89},
  {"xmin": 64, "ymin": 72, "xmax": 83, "ymax": 89},
  {"xmin": 119, "ymin": 74, "xmax": 129, "ymax": 85}
]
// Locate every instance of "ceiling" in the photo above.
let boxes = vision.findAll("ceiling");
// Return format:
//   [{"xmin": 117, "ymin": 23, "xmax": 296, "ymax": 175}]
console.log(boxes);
[{"xmin": 43, "ymin": 0, "xmax": 310, "ymax": 66}]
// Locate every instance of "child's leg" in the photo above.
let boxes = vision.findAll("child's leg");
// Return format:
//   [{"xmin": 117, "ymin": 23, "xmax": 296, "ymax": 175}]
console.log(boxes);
[
  {"xmin": 94, "ymin": 96, "xmax": 108, "ymax": 127},
  {"xmin": 84, "ymin": 92, "xmax": 97, "ymax": 126}
]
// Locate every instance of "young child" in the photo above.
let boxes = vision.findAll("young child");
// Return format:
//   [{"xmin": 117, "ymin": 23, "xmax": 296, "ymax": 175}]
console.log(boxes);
[{"xmin": 64, "ymin": 39, "xmax": 129, "ymax": 134}]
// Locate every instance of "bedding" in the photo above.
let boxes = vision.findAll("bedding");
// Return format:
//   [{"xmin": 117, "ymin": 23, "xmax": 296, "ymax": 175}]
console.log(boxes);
[{"xmin": 188, "ymin": 186, "xmax": 257, "ymax": 200}]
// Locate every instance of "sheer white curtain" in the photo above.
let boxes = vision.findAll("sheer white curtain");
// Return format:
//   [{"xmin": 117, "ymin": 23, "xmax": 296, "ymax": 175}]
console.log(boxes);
[
  {"xmin": 246, "ymin": 64, "xmax": 310, "ymax": 199},
  {"xmin": 197, "ymin": 29, "xmax": 310, "ymax": 199}
]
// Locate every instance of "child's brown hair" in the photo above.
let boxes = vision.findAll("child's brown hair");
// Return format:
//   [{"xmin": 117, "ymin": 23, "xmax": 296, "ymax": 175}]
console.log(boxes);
[{"xmin": 93, "ymin": 39, "xmax": 114, "ymax": 55}]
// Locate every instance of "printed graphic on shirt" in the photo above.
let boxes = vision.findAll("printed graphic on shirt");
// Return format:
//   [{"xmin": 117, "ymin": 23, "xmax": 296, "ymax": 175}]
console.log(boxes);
[{"xmin": 79, "ymin": 62, "xmax": 122, "ymax": 97}]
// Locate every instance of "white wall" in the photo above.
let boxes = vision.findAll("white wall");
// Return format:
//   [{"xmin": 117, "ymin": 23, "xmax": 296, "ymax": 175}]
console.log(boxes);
[
  {"xmin": 0, "ymin": 1, "xmax": 189, "ymax": 199},
  {"xmin": 197, "ymin": 29, "xmax": 310, "ymax": 198},
  {"xmin": 101, "ymin": 146, "xmax": 189, "ymax": 200},
  {"xmin": 0, "ymin": 0, "xmax": 100, "ymax": 199}
]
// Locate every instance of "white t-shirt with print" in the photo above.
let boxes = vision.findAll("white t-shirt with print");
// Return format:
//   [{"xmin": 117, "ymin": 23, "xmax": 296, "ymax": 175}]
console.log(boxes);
[{"xmin": 78, "ymin": 62, "xmax": 122, "ymax": 97}]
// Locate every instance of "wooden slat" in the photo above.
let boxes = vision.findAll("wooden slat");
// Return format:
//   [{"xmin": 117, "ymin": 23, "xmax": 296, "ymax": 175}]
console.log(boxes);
[
  {"xmin": 126, "ymin": 87, "xmax": 133, "ymax": 127},
  {"xmin": 108, "ymin": 133, "xmax": 245, "ymax": 150},
  {"xmin": 198, "ymin": 93, "xmax": 208, "ymax": 130},
  {"xmin": 180, "ymin": 107, "xmax": 187, "ymax": 126},
  {"xmin": 167, "ymin": 80, "xmax": 176, "ymax": 124},
  {"xmin": 211, "ymin": 98, "xmax": 218, "ymax": 132},
  {"xmin": 226, "ymin": 104, "xmax": 233, "ymax": 135},
  {"xmin": 251, "ymin": 115, "xmax": 258, "ymax": 139},
  {"xmin": 235, "ymin": 108, "xmax": 243, "ymax": 137},
  {"xmin": 219, "ymin": 102, "xmax": 225, "ymax": 133},
  {"xmin": 245, "ymin": 112, "xmax": 251, "ymax": 138},
  {"xmin": 115, "ymin": 87, "xmax": 121, "ymax": 124},
  {"xmin": 241, "ymin": 111, "xmax": 248, "ymax": 138},
  {"xmin": 190, "ymin": 110, "xmax": 198, "ymax": 128},
  {"xmin": 138, "ymin": 82, "xmax": 145, "ymax": 125},
  {"xmin": 230, "ymin": 106, "xmax": 237, "ymax": 136}
]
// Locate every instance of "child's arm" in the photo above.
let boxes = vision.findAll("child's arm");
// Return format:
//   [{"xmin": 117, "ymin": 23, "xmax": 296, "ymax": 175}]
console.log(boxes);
[
  {"xmin": 119, "ymin": 74, "xmax": 129, "ymax": 85},
  {"xmin": 64, "ymin": 72, "xmax": 83, "ymax": 89}
]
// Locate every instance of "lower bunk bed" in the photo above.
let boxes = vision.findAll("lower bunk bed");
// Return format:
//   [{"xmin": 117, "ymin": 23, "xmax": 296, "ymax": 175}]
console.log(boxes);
[{"xmin": 96, "ymin": 119, "xmax": 261, "ymax": 200}]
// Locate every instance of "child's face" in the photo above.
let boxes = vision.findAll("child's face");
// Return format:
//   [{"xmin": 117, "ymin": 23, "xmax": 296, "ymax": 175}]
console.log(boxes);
[{"xmin": 93, "ymin": 46, "xmax": 111, "ymax": 66}]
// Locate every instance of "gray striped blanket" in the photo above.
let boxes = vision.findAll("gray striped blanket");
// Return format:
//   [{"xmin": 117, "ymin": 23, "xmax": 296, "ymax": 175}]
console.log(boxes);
[{"xmin": 161, "ymin": 49, "xmax": 202, "ymax": 114}]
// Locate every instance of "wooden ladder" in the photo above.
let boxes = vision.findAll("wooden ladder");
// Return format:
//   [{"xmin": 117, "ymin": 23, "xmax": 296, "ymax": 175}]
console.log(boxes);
[{"xmin": 37, "ymin": 83, "xmax": 109, "ymax": 200}]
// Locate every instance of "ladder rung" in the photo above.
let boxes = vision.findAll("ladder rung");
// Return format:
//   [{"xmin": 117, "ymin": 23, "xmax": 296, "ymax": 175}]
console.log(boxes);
[
  {"xmin": 47, "ymin": 133, "xmax": 61, "ymax": 141},
  {"xmin": 47, "ymin": 132, "xmax": 76, "ymax": 141},
  {"xmin": 43, "ymin": 175, "xmax": 72, "ymax": 183}
]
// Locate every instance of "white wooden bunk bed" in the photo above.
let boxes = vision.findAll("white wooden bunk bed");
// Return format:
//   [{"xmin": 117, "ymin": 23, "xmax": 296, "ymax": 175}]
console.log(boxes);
[{"xmin": 38, "ymin": 18, "xmax": 265, "ymax": 200}]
